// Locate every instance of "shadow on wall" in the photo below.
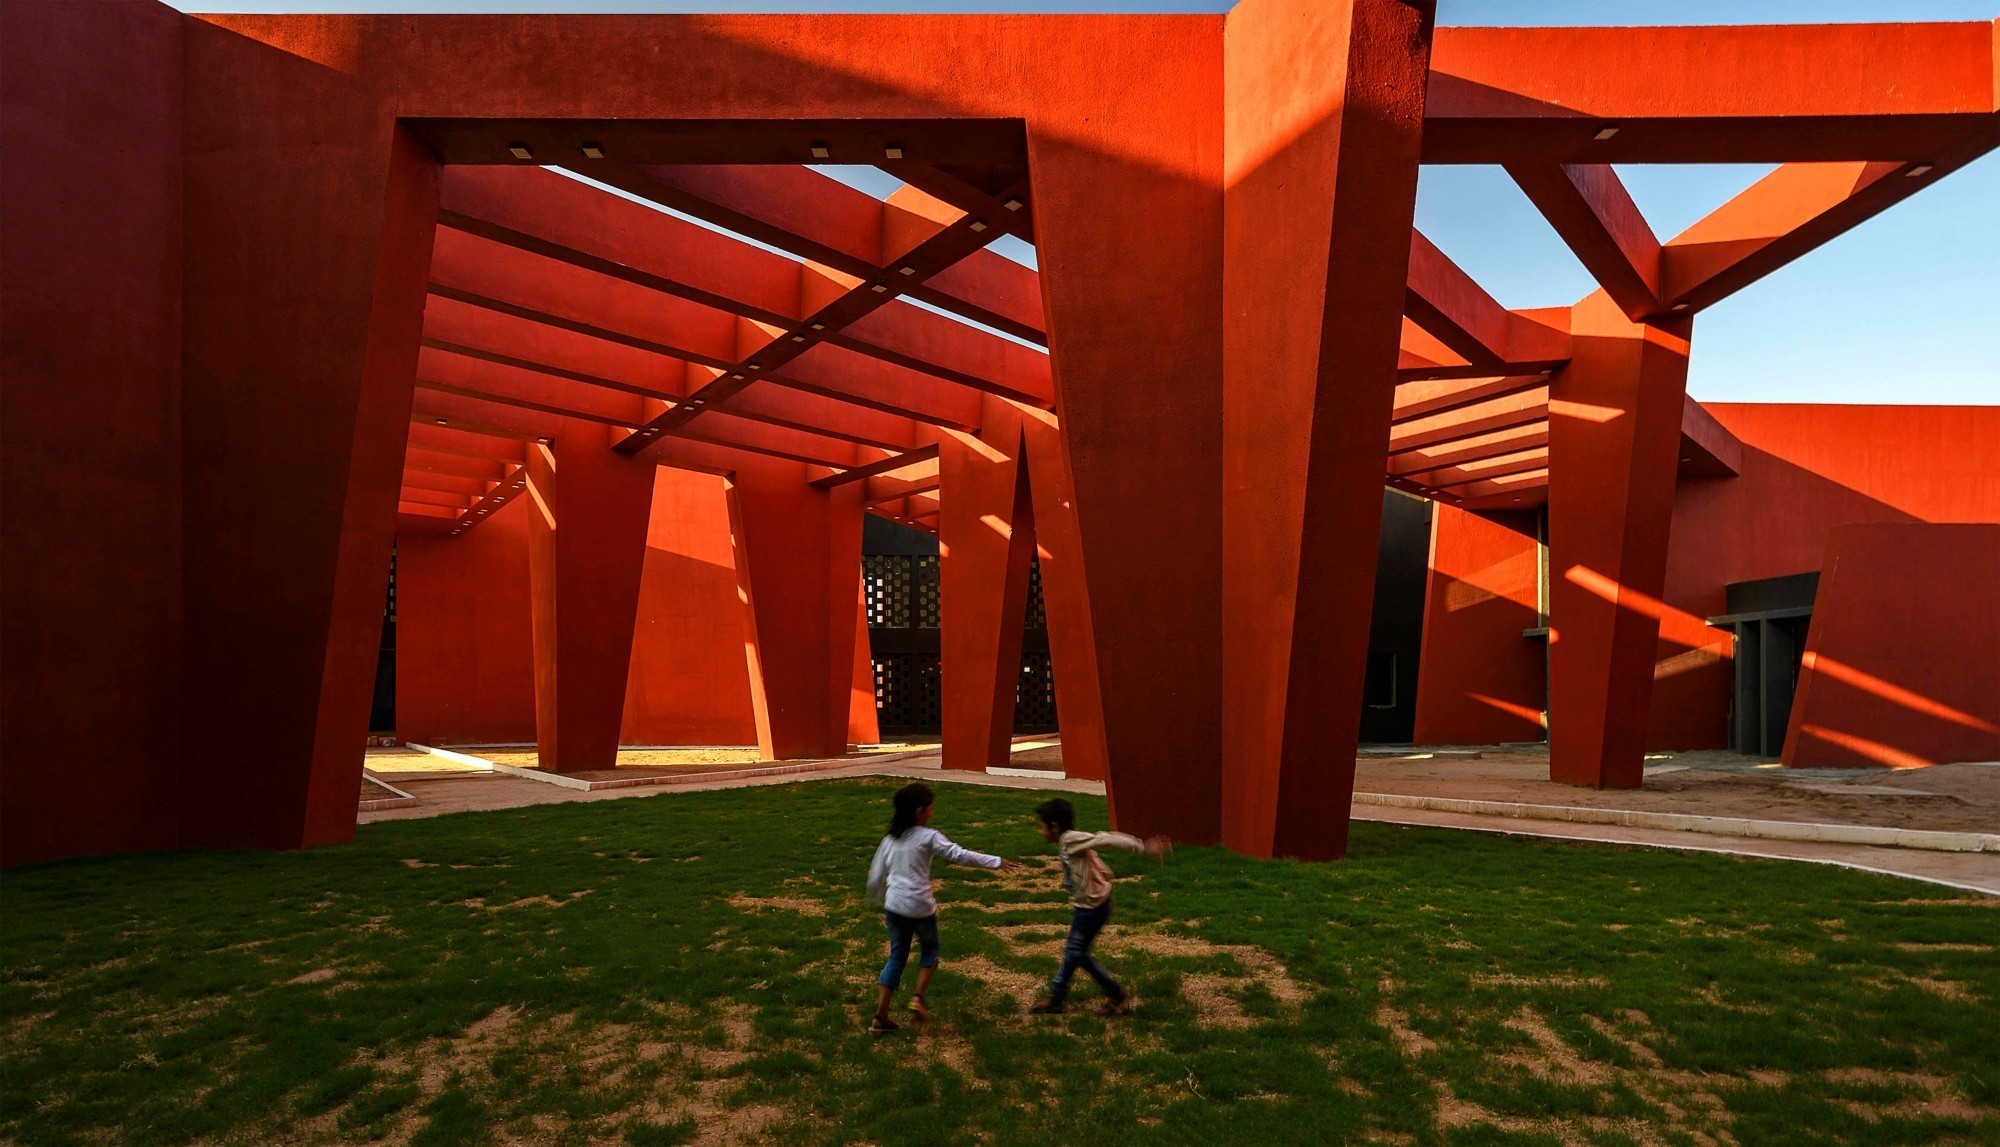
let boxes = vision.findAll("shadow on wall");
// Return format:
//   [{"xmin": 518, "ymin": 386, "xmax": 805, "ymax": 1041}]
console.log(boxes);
[{"xmin": 1782, "ymin": 523, "xmax": 2000, "ymax": 770}]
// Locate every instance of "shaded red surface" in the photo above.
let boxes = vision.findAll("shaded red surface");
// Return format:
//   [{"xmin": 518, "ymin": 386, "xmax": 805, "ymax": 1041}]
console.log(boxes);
[
  {"xmin": 397, "ymin": 498, "xmax": 538, "ymax": 747},
  {"xmin": 0, "ymin": 0, "xmax": 186, "ymax": 866}
]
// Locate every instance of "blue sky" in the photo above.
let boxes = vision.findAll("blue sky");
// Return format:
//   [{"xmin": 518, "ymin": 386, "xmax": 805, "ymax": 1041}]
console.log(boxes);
[{"xmin": 167, "ymin": 0, "xmax": 1998, "ymax": 404}]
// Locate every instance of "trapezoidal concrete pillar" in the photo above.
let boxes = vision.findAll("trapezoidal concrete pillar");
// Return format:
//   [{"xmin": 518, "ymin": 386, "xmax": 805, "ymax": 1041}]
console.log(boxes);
[
  {"xmin": 525, "ymin": 430, "xmax": 656, "ymax": 773},
  {"xmin": 939, "ymin": 425, "xmax": 1037, "ymax": 772},
  {"xmin": 1219, "ymin": 0, "xmax": 1436, "ymax": 860},
  {"xmin": 178, "ymin": 22, "xmax": 438, "ymax": 849},
  {"xmin": 1546, "ymin": 291, "xmax": 1693, "ymax": 788},
  {"xmin": 1027, "ymin": 83, "xmax": 1224, "ymax": 842},
  {"xmin": 728, "ymin": 473, "xmax": 866, "ymax": 760},
  {"xmin": 936, "ymin": 400, "xmax": 1110, "ymax": 783},
  {"xmin": 1015, "ymin": 411, "xmax": 1111, "ymax": 784}
]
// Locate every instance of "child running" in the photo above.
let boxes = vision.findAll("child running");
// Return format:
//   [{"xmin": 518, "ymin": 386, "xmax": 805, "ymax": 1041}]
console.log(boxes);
[
  {"xmin": 865, "ymin": 782, "xmax": 1019, "ymax": 1036},
  {"xmin": 1028, "ymin": 797, "xmax": 1169, "ymax": 1016}
]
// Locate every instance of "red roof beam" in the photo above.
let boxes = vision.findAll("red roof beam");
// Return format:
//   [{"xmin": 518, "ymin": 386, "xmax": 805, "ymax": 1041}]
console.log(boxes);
[
  {"xmin": 1387, "ymin": 423, "xmax": 1550, "ymax": 476},
  {"xmin": 1661, "ymin": 159, "xmax": 1995, "ymax": 314},
  {"xmin": 580, "ymin": 163, "xmax": 1045, "ymax": 344},
  {"xmin": 1506, "ymin": 164, "xmax": 1664, "ymax": 319},
  {"xmin": 1388, "ymin": 388, "xmax": 1550, "ymax": 455},
  {"xmin": 1406, "ymin": 232, "xmax": 1571, "ymax": 372},
  {"xmin": 404, "ymin": 445, "xmax": 511, "ymax": 480},
  {"xmin": 1426, "ymin": 22, "xmax": 2000, "ymax": 164},
  {"xmin": 810, "ymin": 443, "xmax": 940, "ymax": 489},
  {"xmin": 1392, "ymin": 374, "xmax": 1548, "ymax": 423}
]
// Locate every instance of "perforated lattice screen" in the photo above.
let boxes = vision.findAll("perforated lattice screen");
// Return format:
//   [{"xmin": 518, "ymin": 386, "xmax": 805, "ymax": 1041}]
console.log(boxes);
[
  {"xmin": 866, "ymin": 554, "xmax": 1051, "ymax": 733},
  {"xmin": 914, "ymin": 555, "xmax": 941, "ymax": 627},
  {"xmin": 1016, "ymin": 651, "xmax": 1058, "ymax": 729},
  {"xmin": 1025, "ymin": 557, "xmax": 1047, "ymax": 629},
  {"xmin": 864, "ymin": 555, "xmax": 912, "ymax": 628}
]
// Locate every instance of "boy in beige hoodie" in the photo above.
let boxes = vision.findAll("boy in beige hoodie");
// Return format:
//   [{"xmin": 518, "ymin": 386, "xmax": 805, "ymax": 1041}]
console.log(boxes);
[{"xmin": 1027, "ymin": 797, "xmax": 1170, "ymax": 1016}]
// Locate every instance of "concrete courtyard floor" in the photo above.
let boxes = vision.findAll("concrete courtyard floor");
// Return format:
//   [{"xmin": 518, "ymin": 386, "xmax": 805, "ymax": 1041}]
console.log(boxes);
[{"xmin": 359, "ymin": 741, "xmax": 2000, "ymax": 896}]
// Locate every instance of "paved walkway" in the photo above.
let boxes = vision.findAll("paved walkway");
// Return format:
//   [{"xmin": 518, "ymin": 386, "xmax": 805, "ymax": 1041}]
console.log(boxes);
[{"xmin": 360, "ymin": 748, "xmax": 2000, "ymax": 896}]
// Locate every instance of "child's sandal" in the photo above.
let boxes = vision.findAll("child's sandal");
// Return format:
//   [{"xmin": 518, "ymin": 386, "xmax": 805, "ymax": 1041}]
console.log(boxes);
[
  {"xmin": 1094, "ymin": 999, "xmax": 1131, "ymax": 1017},
  {"xmin": 868, "ymin": 1013, "xmax": 900, "ymax": 1036},
  {"xmin": 908, "ymin": 995, "xmax": 929, "ymax": 1021}
]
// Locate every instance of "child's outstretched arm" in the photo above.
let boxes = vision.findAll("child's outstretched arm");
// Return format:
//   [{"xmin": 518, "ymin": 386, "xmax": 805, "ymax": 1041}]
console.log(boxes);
[
  {"xmin": 929, "ymin": 832, "xmax": 1020, "ymax": 870},
  {"xmin": 1069, "ymin": 831, "xmax": 1172, "ymax": 862}
]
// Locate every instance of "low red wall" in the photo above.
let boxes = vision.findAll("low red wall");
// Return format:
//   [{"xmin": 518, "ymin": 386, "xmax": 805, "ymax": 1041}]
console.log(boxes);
[
  {"xmin": 1784, "ymin": 523, "xmax": 2000, "ymax": 769},
  {"xmin": 1655, "ymin": 404, "xmax": 2000, "ymax": 749},
  {"xmin": 1413, "ymin": 404, "xmax": 2000, "ymax": 759}
]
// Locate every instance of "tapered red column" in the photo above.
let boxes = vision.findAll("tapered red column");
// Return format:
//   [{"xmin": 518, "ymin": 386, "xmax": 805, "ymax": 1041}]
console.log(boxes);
[
  {"xmin": 1017, "ymin": 410, "xmax": 1111, "ymax": 784},
  {"xmin": 1546, "ymin": 291, "xmax": 1693, "ymax": 788},
  {"xmin": 939, "ymin": 425, "xmax": 1037, "ymax": 771},
  {"xmin": 1219, "ymin": 0, "xmax": 1436, "ymax": 860},
  {"xmin": 525, "ymin": 429, "xmax": 656, "ymax": 772},
  {"xmin": 847, "ymin": 587, "xmax": 881, "ymax": 746},
  {"xmin": 729, "ymin": 474, "xmax": 866, "ymax": 760},
  {"xmin": 179, "ymin": 23, "xmax": 438, "ymax": 849}
]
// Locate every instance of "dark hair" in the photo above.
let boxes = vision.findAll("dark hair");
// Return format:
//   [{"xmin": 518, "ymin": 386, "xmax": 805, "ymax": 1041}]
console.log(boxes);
[
  {"xmin": 888, "ymin": 783, "xmax": 935, "ymax": 838},
  {"xmin": 1034, "ymin": 798, "xmax": 1075, "ymax": 833}
]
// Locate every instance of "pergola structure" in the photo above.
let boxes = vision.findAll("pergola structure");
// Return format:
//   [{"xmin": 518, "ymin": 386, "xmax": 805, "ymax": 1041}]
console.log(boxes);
[{"xmin": 3, "ymin": 0, "xmax": 1997, "ymax": 867}]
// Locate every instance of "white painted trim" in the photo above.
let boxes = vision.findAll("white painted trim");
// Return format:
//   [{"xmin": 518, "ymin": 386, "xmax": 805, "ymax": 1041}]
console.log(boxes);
[
  {"xmin": 1351, "ymin": 809, "xmax": 1999, "ymax": 898},
  {"xmin": 357, "ymin": 770, "xmax": 420, "ymax": 811},
  {"xmin": 1351, "ymin": 791, "xmax": 2000, "ymax": 853},
  {"xmin": 401, "ymin": 742, "xmax": 498, "ymax": 770}
]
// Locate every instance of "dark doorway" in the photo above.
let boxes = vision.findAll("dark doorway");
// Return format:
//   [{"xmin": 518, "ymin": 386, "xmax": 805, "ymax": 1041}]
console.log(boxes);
[
  {"xmin": 1711, "ymin": 571, "xmax": 1819, "ymax": 757},
  {"xmin": 1359, "ymin": 490, "xmax": 1433, "ymax": 744},
  {"xmin": 367, "ymin": 546, "xmax": 397, "ymax": 734}
]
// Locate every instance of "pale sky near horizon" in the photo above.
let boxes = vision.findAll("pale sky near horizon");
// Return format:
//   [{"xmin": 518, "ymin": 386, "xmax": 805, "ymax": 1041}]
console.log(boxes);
[{"xmin": 164, "ymin": 0, "xmax": 1999, "ymax": 405}]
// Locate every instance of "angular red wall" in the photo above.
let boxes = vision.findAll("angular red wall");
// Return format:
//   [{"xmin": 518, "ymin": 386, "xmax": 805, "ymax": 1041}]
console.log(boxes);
[
  {"xmin": 1, "ymin": 1, "xmax": 186, "ymax": 865},
  {"xmin": 619, "ymin": 470, "xmax": 758, "ymax": 747},
  {"xmin": 1783, "ymin": 523, "xmax": 2000, "ymax": 769},
  {"xmin": 1411, "ymin": 507, "xmax": 1546, "ymax": 745}
]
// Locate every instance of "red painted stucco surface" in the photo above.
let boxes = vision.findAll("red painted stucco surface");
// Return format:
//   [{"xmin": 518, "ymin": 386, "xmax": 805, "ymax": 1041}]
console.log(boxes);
[{"xmin": 1783, "ymin": 524, "xmax": 2000, "ymax": 769}]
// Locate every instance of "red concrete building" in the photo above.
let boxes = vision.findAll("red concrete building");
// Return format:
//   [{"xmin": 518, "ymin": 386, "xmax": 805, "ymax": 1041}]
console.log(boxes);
[{"xmin": 2, "ymin": 0, "xmax": 1996, "ymax": 867}]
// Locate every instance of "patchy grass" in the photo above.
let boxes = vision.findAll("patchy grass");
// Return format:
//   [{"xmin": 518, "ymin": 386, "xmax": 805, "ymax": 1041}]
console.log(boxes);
[{"xmin": 2, "ymin": 778, "xmax": 1995, "ymax": 1146}]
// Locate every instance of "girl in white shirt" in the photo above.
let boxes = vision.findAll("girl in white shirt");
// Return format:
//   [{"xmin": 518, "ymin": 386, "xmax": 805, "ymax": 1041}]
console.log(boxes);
[{"xmin": 865, "ymin": 782, "xmax": 1019, "ymax": 1035}]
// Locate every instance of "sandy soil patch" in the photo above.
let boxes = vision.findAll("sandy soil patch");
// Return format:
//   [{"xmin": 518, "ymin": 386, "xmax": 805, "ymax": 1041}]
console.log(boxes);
[{"xmin": 727, "ymin": 894, "xmax": 829, "ymax": 917}]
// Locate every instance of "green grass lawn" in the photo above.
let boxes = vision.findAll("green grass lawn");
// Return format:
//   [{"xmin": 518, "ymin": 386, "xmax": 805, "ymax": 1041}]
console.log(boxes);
[{"xmin": 2, "ymin": 779, "xmax": 1995, "ymax": 1146}]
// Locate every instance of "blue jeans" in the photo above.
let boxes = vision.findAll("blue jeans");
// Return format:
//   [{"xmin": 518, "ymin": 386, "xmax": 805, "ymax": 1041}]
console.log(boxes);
[
  {"xmin": 878, "ymin": 911, "xmax": 940, "ymax": 989},
  {"xmin": 1049, "ymin": 901, "xmax": 1123, "ymax": 1004}
]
